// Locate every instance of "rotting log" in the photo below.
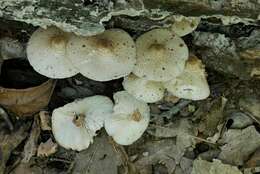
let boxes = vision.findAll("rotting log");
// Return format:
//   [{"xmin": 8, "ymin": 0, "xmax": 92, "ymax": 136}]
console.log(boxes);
[{"xmin": 0, "ymin": 0, "xmax": 259, "ymax": 36}]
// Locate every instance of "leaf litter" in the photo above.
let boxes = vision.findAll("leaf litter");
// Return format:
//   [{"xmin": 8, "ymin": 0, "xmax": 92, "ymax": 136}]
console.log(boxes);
[{"xmin": 0, "ymin": 17, "xmax": 260, "ymax": 174}]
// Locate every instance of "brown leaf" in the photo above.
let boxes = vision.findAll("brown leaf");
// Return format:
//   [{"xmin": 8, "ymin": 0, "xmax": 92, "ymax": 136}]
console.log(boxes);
[
  {"xmin": 0, "ymin": 79, "xmax": 56, "ymax": 117},
  {"xmin": 218, "ymin": 126, "xmax": 260, "ymax": 166},
  {"xmin": 0, "ymin": 123, "xmax": 29, "ymax": 174},
  {"xmin": 135, "ymin": 139, "xmax": 178, "ymax": 174},
  {"xmin": 37, "ymin": 138, "xmax": 58, "ymax": 157},
  {"xmin": 72, "ymin": 132, "xmax": 122, "ymax": 174},
  {"xmin": 22, "ymin": 117, "xmax": 41, "ymax": 163},
  {"xmin": 198, "ymin": 97, "xmax": 227, "ymax": 137},
  {"xmin": 10, "ymin": 163, "xmax": 42, "ymax": 174}
]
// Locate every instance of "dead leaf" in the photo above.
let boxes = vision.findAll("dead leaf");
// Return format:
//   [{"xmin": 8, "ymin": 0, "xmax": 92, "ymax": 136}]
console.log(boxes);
[
  {"xmin": 135, "ymin": 139, "xmax": 178, "ymax": 174},
  {"xmin": 229, "ymin": 111, "xmax": 253, "ymax": 129},
  {"xmin": 10, "ymin": 163, "xmax": 42, "ymax": 174},
  {"xmin": 218, "ymin": 126, "xmax": 260, "ymax": 166},
  {"xmin": 246, "ymin": 148, "xmax": 260, "ymax": 168},
  {"xmin": 0, "ymin": 79, "xmax": 56, "ymax": 117},
  {"xmin": 191, "ymin": 159, "xmax": 242, "ymax": 174},
  {"xmin": 148, "ymin": 118, "xmax": 195, "ymax": 138},
  {"xmin": 144, "ymin": 119, "xmax": 196, "ymax": 173},
  {"xmin": 237, "ymin": 30, "xmax": 260, "ymax": 61},
  {"xmin": 239, "ymin": 94, "xmax": 260, "ymax": 119},
  {"xmin": 72, "ymin": 132, "xmax": 122, "ymax": 174},
  {"xmin": 37, "ymin": 138, "xmax": 58, "ymax": 157},
  {"xmin": 180, "ymin": 157, "xmax": 193, "ymax": 174},
  {"xmin": 0, "ymin": 123, "xmax": 29, "ymax": 174},
  {"xmin": 22, "ymin": 117, "xmax": 40, "ymax": 163},
  {"xmin": 198, "ymin": 97, "xmax": 227, "ymax": 137},
  {"xmin": 39, "ymin": 111, "xmax": 51, "ymax": 131}
]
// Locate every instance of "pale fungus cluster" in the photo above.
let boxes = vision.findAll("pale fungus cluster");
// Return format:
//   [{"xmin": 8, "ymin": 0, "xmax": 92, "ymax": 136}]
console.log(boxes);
[
  {"xmin": 27, "ymin": 18, "xmax": 210, "ymax": 150},
  {"xmin": 52, "ymin": 91, "xmax": 150, "ymax": 150}
]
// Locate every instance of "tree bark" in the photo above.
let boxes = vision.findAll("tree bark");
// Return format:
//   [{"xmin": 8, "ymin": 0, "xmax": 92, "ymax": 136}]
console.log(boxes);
[{"xmin": 0, "ymin": 0, "xmax": 259, "ymax": 36}]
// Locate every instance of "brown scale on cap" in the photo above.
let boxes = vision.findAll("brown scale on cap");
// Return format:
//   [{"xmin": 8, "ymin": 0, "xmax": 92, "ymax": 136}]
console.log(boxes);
[
  {"xmin": 89, "ymin": 36, "xmax": 115, "ymax": 51},
  {"xmin": 149, "ymin": 43, "xmax": 165, "ymax": 51},
  {"xmin": 49, "ymin": 35, "xmax": 67, "ymax": 49},
  {"xmin": 131, "ymin": 109, "xmax": 142, "ymax": 122},
  {"xmin": 148, "ymin": 43, "xmax": 166, "ymax": 58},
  {"xmin": 72, "ymin": 113, "xmax": 86, "ymax": 127}
]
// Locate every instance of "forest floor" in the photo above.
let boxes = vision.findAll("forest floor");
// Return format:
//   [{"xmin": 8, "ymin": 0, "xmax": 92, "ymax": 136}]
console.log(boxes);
[{"xmin": 0, "ymin": 17, "xmax": 259, "ymax": 174}]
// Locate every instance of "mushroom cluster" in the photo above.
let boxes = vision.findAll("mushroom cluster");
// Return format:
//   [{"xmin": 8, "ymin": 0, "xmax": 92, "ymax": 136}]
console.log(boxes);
[
  {"xmin": 52, "ymin": 91, "xmax": 150, "ymax": 150},
  {"xmin": 28, "ymin": 20, "xmax": 209, "ymax": 149},
  {"xmin": 27, "ymin": 27, "xmax": 136, "ymax": 80}
]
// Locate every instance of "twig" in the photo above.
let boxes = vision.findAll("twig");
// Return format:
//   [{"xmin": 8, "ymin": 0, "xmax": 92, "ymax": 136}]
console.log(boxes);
[
  {"xmin": 49, "ymin": 158, "xmax": 72, "ymax": 164},
  {"xmin": 160, "ymin": 99, "xmax": 192, "ymax": 118},
  {"xmin": 190, "ymin": 135, "xmax": 218, "ymax": 146}
]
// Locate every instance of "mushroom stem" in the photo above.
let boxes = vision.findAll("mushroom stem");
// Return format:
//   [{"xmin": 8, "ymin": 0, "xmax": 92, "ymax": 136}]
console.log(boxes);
[
  {"xmin": 131, "ymin": 110, "xmax": 142, "ymax": 122},
  {"xmin": 72, "ymin": 113, "xmax": 86, "ymax": 127}
]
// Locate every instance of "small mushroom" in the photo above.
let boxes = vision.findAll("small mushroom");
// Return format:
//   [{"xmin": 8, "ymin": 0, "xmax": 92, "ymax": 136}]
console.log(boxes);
[
  {"xmin": 163, "ymin": 55, "xmax": 210, "ymax": 100},
  {"xmin": 27, "ymin": 27, "xmax": 78, "ymax": 79},
  {"xmin": 66, "ymin": 29, "xmax": 136, "ymax": 81},
  {"xmin": 171, "ymin": 17, "xmax": 200, "ymax": 37},
  {"xmin": 133, "ymin": 28, "xmax": 189, "ymax": 82},
  {"xmin": 105, "ymin": 91, "xmax": 150, "ymax": 145},
  {"xmin": 122, "ymin": 74, "xmax": 165, "ymax": 103},
  {"xmin": 52, "ymin": 95, "xmax": 113, "ymax": 151}
]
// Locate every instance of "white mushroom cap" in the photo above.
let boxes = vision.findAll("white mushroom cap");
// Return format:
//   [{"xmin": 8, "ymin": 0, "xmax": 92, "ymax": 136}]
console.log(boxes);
[
  {"xmin": 171, "ymin": 17, "xmax": 200, "ymax": 37},
  {"xmin": 105, "ymin": 91, "xmax": 150, "ymax": 145},
  {"xmin": 66, "ymin": 29, "xmax": 136, "ymax": 81},
  {"xmin": 52, "ymin": 95, "xmax": 113, "ymax": 151},
  {"xmin": 27, "ymin": 27, "xmax": 78, "ymax": 79},
  {"xmin": 133, "ymin": 28, "xmax": 189, "ymax": 82},
  {"xmin": 122, "ymin": 74, "xmax": 165, "ymax": 103},
  {"xmin": 163, "ymin": 55, "xmax": 210, "ymax": 100}
]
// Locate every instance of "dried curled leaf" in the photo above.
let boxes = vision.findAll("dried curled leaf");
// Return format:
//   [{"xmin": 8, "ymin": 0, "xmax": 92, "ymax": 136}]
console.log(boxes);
[
  {"xmin": 37, "ymin": 138, "xmax": 58, "ymax": 157},
  {"xmin": 0, "ymin": 79, "xmax": 56, "ymax": 117},
  {"xmin": 218, "ymin": 126, "xmax": 260, "ymax": 166}
]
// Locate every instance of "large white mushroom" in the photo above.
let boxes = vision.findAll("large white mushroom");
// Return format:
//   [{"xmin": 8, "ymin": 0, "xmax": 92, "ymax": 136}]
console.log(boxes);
[
  {"xmin": 52, "ymin": 95, "xmax": 113, "ymax": 151},
  {"xmin": 133, "ymin": 28, "xmax": 189, "ymax": 82},
  {"xmin": 122, "ymin": 74, "xmax": 165, "ymax": 103},
  {"xmin": 66, "ymin": 29, "xmax": 136, "ymax": 81},
  {"xmin": 171, "ymin": 17, "xmax": 200, "ymax": 37},
  {"xmin": 163, "ymin": 55, "xmax": 210, "ymax": 100},
  {"xmin": 27, "ymin": 27, "xmax": 78, "ymax": 78},
  {"xmin": 105, "ymin": 91, "xmax": 150, "ymax": 145}
]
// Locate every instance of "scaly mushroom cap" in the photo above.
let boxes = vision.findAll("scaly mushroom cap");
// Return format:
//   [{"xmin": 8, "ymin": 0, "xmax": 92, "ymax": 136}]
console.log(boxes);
[
  {"xmin": 123, "ymin": 74, "xmax": 165, "ymax": 103},
  {"xmin": 133, "ymin": 28, "xmax": 189, "ymax": 82},
  {"xmin": 52, "ymin": 95, "xmax": 113, "ymax": 151},
  {"xmin": 171, "ymin": 17, "xmax": 200, "ymax": 37},
  {"xmin": 164, "ymin": 55, "xmax": 210, "ymax": 100},
  {"xmin": 66, "ymin": 29, "xmax": 136, "ymax": 81},
  {"xmin": 105, "ymin": 91, "xmax": 150, "ymax": 145},
  {"xmin": 27, "ymin": 27, "xmax": 78, "ymax": 78}
]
